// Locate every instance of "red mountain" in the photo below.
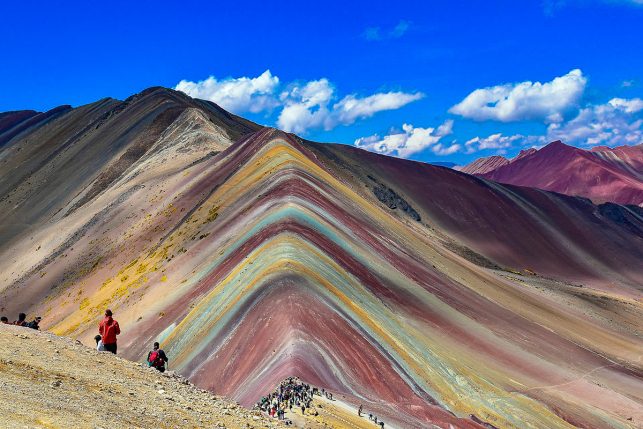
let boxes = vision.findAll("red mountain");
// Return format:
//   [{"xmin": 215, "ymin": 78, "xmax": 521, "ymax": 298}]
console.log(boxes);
[
  {"xmin": 1, "ymin": 89, "xmax": 642, "ymax": 428},
  {"xmin": 461, "ymin": 141, "xmax": 643, "ymax": 206},
  {"xmin": 458, "ymin": 154, "xmax": 509, "ymax": 175}
]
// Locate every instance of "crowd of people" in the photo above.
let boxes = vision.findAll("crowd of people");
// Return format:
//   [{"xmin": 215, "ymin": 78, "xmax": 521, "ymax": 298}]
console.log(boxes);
[
  {"xmin": 0, "ymin": 312, "xmax": 41, "ymax": 329},
  {"xmin": 256, "ymin": 377, "xmax": 319, "ymax": 423},
  {"xmin": 255, "ymin": 377, "xmax": 386, "ymax": 428}
]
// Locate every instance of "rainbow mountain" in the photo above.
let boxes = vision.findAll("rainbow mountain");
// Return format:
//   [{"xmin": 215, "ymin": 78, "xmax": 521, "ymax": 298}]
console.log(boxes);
[{"xmin": 1, "ymin": 88, "xmax": 642, "ymax": 428}]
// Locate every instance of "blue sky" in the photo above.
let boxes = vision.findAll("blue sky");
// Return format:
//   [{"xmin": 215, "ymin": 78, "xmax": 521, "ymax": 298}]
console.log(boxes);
[{"xmin": 1, "ymin": 0, "xmax": 642, "ymax": 165}]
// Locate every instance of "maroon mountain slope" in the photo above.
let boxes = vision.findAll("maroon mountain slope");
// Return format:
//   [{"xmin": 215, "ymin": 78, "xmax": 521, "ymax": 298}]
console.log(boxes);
[
  {"xmin": 458, "ymin": 154, "xmax": 509, "ymax": 174},
  {"xmin": 0, "ymin": 110, "xmax": 39, "ymax": 134},
  {"xmin": 464, "ymin": 141, "xmax": 643, "ymax": 205},
  {"xmin": 310, "ymin": 141, "xmax": 643, "ymax": 293},
  {"xmin": 0, "ymin": 107, "xmax": 73, "ymax": 147},
  {"xmin": 1, "ymin": 89, "xmax": 642, "ymax": 428},
  {"xmin": 591, "ymin": 144, "xmax": 643, "ymax": 177}
]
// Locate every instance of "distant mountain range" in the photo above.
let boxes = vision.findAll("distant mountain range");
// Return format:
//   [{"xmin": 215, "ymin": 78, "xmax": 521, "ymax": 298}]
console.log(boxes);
[
  {"xmin": 1, "ymin": 88, "xmax": 642, "ymax": 428},
  {"xmin": 427, "ymin": 161, "xmax": 457, "ymax": 168},
  {"xmin": 460, "ymin": 141, "xmax": 643, "ymax": 206}
]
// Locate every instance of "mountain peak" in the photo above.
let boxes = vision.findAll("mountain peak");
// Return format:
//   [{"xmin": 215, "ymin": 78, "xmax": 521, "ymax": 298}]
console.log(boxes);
[
  {"xmin": 2, "ymin": 91, "xmax": 642, "ymax": 429},
  {"xmin": 462, "ymin": 140, "xmax": 643, "ymax": 205},
  {"xmin": 122, "ymin": 86, "xmax": 189, "ymax": 105},
  {"xmin": 513, "ymin": 147, "xmax": 537, "ymax": 161},
  {"xmin": 543, "ymin": 140, "xmax": 574, "ymax": 151}
]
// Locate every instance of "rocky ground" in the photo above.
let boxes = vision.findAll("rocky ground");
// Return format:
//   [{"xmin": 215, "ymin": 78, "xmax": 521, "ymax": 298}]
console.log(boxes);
[
  {"xmin": 0, "ymin": 324, "xmax": 281, "ymax": 429},
  {"xmin": 0, "ymin": 324, "xmax": 384, "ymax": 429}
]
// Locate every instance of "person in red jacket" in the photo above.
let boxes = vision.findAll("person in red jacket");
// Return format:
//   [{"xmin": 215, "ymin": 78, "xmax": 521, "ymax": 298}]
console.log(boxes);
[{"xmin": 98, "ymin": 309, "xmax": 120, "ymax": 354}]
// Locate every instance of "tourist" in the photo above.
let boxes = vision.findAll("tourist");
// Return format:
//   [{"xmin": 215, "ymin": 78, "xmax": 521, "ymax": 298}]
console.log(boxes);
[
  {"xmin": 98, "ymin": 309, "xmax": 120, "ymax": 354},
  {"xmin": 94, "ymin": 334, "xmax": 106, "ymax": 351},
  {"xmin": 13, "ymin": 313, "xmax": 27, "ymax": 326},
  {"xmin": 147, "ymin": 342, "xmax": 169, "ymax": 372},
  {"xmin": 26, "ymin": 316, "xmax": 41, "ymax": 330}
]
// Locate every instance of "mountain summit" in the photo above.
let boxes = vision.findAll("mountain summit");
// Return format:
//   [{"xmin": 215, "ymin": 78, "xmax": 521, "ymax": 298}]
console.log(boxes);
[
  {"xmin": 1, "ymin": 88, "xmax": 642, "ymax": 428},
  {"xmin": 460, "ymin": 140, "xmax": 643, "ymax": 206}
]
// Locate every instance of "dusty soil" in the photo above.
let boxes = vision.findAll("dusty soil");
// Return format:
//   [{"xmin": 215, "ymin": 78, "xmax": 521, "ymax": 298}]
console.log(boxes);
[
  {"xmin": 0, "ymin": 324, "xmax": 383, "ymax": 429},
  {"xmin": 0, "ymin": 324, "xmax": 281, "ymax": 429}
]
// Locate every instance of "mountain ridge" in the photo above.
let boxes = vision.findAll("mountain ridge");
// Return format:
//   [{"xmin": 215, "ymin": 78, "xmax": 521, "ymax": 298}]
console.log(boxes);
[
  {"xmin": 460, "ymin": 140, "xmax": 643, "ymax": 205},
  {"xmin": 0, "ymin": 88, "xmax": 642, "ymax": 428}
]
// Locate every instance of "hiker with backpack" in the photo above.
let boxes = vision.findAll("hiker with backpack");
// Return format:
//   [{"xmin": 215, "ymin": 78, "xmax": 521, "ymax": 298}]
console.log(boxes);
[
  {"xmin": 98, "ymin": 309, "xmax": 120, "ymax": 354},
  {"xmin": 147, "ymin": 342, "xmax": 168, "ymax": 372}
]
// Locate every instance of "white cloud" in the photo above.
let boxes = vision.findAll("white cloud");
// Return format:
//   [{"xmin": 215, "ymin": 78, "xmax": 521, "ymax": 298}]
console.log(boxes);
[
  {"xmin": 333, "ymin": 92, "xmax": 424, "ymax": 124},
  {"xmin": 547, "ymin": 97, "xmax": 643, "ymax": 146},
  {"xmin": 432, "ymin": 141, "xmax": 462, "ymax": 156},
  {"xmin": 176, "ymin": 71, "xmax": 423, "ymax": 134},
  {"xmin": 449, "ymin": 69, "xmax": 587, "ymax": 122},
  {"xmin": 363, "ymin": 27, "xmax": 382, "ymax": 41},
  {"xmin": 277, "ymin": 80, "xmax": 423, "ymax": 133},
  {"xmin": 464, "ymin": 97, "xmax": 643, "ymax": 154},
  {"xmin": 544, "ymin": 0, "xmax": 643, "ymax": 15},
  {"xmin": 277, "ymin": 79, "xmax": 335, "ymax": 134},
  {"xmin": 363, "ymin": 20, "xmax": 411, "ymax": 41},
  {"xmin": 354, "ymin": 120, "xmax": 455, "ymax": 158},
  {"xmin": 608, "ymin": 97, "xmax": 643, "ymax": 113},
  {"xmin": 465, "ymin": 133, "xmax": 529, "ymax": 154},
  {"xmin": 175, "ymin": 70, "xmax": 280, "ymax": 113},
  {"xmin": 390, "ymin": 20, "xmax": 411, "ymax": 38}
]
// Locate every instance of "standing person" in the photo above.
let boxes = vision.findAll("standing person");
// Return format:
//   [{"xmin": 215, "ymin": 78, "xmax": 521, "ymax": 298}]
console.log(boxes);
[
  {"xmin": 358, "ymin": 404, "xmax": 363, "ymax": 417},
  {"xmin": 147, "ymin": 342, "xmax": 168, "ymax": 372},
  {"xmin": 13, "ymin": 313, "xmax": 27, "ymax": 326},
  {"xmin": 98, "ymin": 309, "xmax": 120, "ymax": 354}
]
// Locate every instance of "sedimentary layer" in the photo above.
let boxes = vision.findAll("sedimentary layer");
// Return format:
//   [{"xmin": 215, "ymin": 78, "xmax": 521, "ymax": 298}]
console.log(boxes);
[{"xmin": 1, "ymin": 88, "xmax": 641, "ymax": 428}]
